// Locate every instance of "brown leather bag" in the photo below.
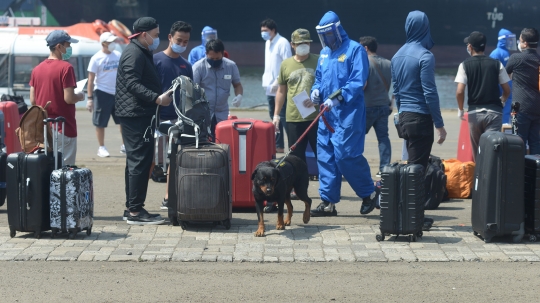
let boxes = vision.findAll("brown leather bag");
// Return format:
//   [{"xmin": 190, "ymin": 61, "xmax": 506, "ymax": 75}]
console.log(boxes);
[{"xmin": 16, "ymin": 101, "xmax": 53, "ymax": 153}]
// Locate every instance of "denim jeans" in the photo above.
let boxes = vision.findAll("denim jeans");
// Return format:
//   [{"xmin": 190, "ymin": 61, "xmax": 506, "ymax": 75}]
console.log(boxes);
[
  {"xmin": 267, "ymin": 96, "xmax": 287, "ymax": 149},
  {"xmin": 398, "ymin": 112, "xmax": 434, "ymax": 170},
  {"xmin": 516, "ymin": 111, "xmax": 540, "ymax": 155},
  {"xmin": 365, "ymin": 106, "xmax": 391, "ymax": 171}
]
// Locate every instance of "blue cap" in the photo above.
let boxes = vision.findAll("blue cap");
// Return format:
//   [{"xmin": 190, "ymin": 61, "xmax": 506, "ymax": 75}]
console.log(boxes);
[{"xmin": 46, "ymin": 30, "xmax": 79, "ymax": 47}]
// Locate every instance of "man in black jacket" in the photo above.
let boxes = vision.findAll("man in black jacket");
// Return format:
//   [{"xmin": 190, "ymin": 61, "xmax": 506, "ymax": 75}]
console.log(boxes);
[{"xmin": 115, "ymin": 17, "xmax": 173, "ymax": 225}]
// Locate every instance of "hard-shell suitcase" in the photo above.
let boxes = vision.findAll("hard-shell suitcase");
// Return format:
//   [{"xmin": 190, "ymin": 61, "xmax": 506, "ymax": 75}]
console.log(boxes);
[
  {"xmin": 305, "ymin": 143, "xmax": 319, "ymax": 181},
  {"xmin": 174, "ymin": 143, "xmax": 232, "ymax": 230},
  {"xmin": 0, "ymin": 101, "xmax": 22, "ymax": 154},
  {"xmin": 457, "ymin": 112, "xmax": 474, "ymax": 162},
  {"xmin": 471, "ymin": 131, "xmax": 525, "ymax": 243},
  {"xmin": 215, "ymin": 119, "xmax": 275, "ymax": 208},
  {"xmin": 524, "ymin": 155, "xmax": 540, "ymax": 242},
  {"xmin": 377, "ymin": 162, "xmax": 425, "ymax": 242}
]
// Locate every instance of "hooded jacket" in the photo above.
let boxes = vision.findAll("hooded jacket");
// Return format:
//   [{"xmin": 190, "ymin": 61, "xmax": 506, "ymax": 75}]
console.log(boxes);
[
  {"xmin": 490, "ymin": 28, "xmax": 513, "ymax": 67},
  {"xmin": 188, "ymin": 26, "xmax": 214, "ymax": 65},
  {"xmin": 391, "ymin": 10, "xmax": 444, "ymax": 128},
  {"xmin": 115, "ymin": 38, "xmax": 161, "ymax": 118}
]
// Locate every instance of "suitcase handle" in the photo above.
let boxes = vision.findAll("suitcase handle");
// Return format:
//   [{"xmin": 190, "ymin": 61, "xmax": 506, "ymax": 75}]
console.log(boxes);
[
  {"xmin": 232, "ymin": 121, "xmax": 253, "ymax": 134},
  {"xmin": 43, "ymin": 117, "xmax": 65, "ymax": 169}
]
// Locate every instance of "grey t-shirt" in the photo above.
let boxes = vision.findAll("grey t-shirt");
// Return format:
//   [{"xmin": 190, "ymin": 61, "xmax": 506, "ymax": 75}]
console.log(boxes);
[{"xmin": 364, "ymin": 55, "xmax": 392, "ymax": 107}]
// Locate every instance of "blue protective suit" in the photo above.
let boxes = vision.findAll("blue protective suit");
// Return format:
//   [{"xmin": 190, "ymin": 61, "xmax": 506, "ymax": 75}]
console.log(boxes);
[
  {"xmin": 489, "ymin": 28, "xmax": 513, "ymax": 124},
  {"xmin": 311, "ymin": 11, "xmax": 373, "ymax": 203},
  {"xmin": 188, "ymin": 26, "xmax": 214, "ymax": 65},
  {"xmin": 391, "ymin": 10, "xmax": 444, "ymax": 128}
]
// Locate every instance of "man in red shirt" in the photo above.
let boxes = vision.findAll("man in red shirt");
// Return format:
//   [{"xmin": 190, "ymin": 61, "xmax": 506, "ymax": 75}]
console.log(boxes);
[{"xmin": 29, "ymin": 30, "xmax": 85, "ymax": 165}]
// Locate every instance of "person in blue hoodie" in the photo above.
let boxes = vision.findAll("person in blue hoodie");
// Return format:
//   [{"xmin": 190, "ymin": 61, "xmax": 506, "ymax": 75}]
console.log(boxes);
[
  {"xmin": 391, "ymin": 10, "xmax": 447, "ymax": 170},
  {"xmin": 489, "ymin": 28, "xmax": 517, "ymax": 124},
  {"xmin": 309, "ymin": 11, "xmax": 380, "ymax": 217},
  {"xmin": 188, "ymin": 26, "xmax": 218, "ymax": 65}
]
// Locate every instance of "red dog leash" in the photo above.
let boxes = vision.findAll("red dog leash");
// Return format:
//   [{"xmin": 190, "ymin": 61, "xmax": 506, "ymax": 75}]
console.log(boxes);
[{"xmin": 275, "ymin": 104, "xmax": 335, "ymax": 166}]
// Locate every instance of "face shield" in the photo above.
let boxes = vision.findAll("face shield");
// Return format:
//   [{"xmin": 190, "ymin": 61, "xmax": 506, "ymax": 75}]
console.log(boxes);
[
  {"xmin": 499, "ymin": 33, "xmax": 517, "ymax": 51},
  {"xmin": 316, "ymin": 21, "xmax": 342, "ymax": 51},
  {"xmin": 202, "ymin": 29, "xmax": 218, "ymax": 45}
]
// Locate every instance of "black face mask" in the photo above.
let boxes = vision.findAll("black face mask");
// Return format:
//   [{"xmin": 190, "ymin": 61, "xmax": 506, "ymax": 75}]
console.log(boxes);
[{"xmin": 207, "ymin": 58, "xmax": 223, "ymax": 68}]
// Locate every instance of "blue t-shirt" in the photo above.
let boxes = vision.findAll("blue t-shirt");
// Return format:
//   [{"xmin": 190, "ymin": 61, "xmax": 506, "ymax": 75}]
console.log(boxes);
[{"xmin": 153, "ymin": 51, "xmax": 193, "ymax": 120}]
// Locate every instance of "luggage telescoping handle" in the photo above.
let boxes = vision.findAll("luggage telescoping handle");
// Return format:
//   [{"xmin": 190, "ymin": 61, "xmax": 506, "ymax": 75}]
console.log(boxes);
[{"xmin": 43, "ymin": 117, "xmax": 65, "ymax": 169}]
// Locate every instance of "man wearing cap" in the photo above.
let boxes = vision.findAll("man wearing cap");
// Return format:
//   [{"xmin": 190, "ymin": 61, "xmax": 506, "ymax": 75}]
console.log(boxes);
[
  {"xmin": 87, "ymin": 32, "xmax": 124, "ymax": 158},
  {"xmin": 29, "ymin": 29, "xmax": 85, "ymax": 166},
  {"xmin": 455, "ymin": 31, "xmax": 511, "ymax": 161},
  {"xmin": 115, "ymin": 17, "xmax": 173, "ymax": 225},
  {"xmin": 193, "ymin": 39, "xmax": 243, "ymax": 137},
  {"xmin": 506, "ymin": 27, "xmax": 540, "ymax": 155}
]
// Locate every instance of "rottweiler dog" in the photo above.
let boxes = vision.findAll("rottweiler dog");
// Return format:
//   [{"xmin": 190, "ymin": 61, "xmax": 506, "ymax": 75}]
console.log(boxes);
[{"xmin": 251, "ymin": 155, "xmax": 312, "ymax": 237}]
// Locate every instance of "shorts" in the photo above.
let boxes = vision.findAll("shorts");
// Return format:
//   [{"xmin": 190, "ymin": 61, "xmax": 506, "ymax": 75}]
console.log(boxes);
[{"xmin": 92, "ymin": 89, "xmax": 119, "ymax": 128}]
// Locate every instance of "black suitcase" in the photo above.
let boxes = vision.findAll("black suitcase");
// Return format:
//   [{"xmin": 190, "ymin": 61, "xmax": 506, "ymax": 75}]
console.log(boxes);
[
  {"xmin": 471, "ymin": 131, "xmax": 525, "ymax": 243},
  {"xmin": 377, "ymin": 162, "xmax": 425, "ymax": 242},
  {"xmin": 173, "ymin": 143, "xmax": 232, "ymax": 230},
  {"xmin": 524, "ymin": 155, "xmax": 540, "ymax": 242}
]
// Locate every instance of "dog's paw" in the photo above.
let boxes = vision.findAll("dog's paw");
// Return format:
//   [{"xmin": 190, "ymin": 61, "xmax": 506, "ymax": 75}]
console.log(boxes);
[
  {"xmin": 254, "ymin": 229, "xmax": 265, "ymax": 237},
  {"xmin": 284, "ymin": 219, "xmax": 291, "ymax": 226},
  {"xmin": 276, "ymin": 224, "xmax": 285, "ymax": 230},
  {"xmin": 303, "ymin": 212, "xmax": 311, "ymax": 224}
]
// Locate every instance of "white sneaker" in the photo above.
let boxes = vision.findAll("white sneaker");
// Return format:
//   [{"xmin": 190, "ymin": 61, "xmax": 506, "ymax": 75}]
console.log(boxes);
[
  {"xmin": 97, "ymin": 146, "xmax": 110, "ymax": 158},
  {"xmin": 120, "ymin": 144, "xmax": 126, "ymax": 154}
]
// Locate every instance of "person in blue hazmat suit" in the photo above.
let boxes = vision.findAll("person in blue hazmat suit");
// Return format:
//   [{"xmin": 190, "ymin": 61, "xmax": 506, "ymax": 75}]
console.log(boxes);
[
  {"xmin": 188, "ymin": 26, "xmax": 218, "ymax": 65},
  {"xmin": 309, "ymin": 11, "xmax": 380, "ymax": 217},
  {"xmin": 489, "ymin": 28, "xmax": 517, "ymax": 124}
]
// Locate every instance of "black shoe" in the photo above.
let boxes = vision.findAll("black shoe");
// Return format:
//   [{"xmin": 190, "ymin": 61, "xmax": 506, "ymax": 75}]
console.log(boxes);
[
  {"xmin": 310, "ymin": 201, "xmax": 337, "ymax": 217},
  {"xmin": 375, "ymin": 171, "xmax": 382, "ymax": 178},
  {"xmin": 290, "ymin": 190, "xmax": 299, "ymax": 200},
  {"xmin": 360, "ymin": 187, "xmax": 380, "ymax": 215},
  {"xmin": 160, "ymin": 198, "xmax": 168, "ymax": 210},
  {"xmin": 263, "ymin": 201, "xmax": 277, "ymax": 213},
  {"xmin": 124, "ymin": 208, "xmax": 161, "ymax": 221},
  {"xmin": 422, "ymin": 217, "xmax": 434, "ymax": 231},
  {"xmin": 127, "ymin": 208, "xmax": 165, "ymax": 225}
]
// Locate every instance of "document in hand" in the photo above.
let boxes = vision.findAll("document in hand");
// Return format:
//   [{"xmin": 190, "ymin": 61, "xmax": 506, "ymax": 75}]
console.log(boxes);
[{"xmin": 292, "ymin": 90, "xmax": 316, "ymax": 119}]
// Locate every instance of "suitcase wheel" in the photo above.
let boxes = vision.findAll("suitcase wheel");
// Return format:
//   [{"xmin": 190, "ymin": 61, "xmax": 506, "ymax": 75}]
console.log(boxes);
[
  {"xmin": 473, "ymin": 231, "xmax": 479, "ymax": 236},
  {"xmin": 408, "ymin": 234, "xmax": 417, "ymax": 242},
  {"xmin": 529, "ymin": 234, "xmax": 537, "ymax": 242},
  {"xmin": 375, "ymin": 234, "xmax": 385, "ymax": 242},
  {"xmin": 86, "ymin": 227, "xmax": 92, "ymax": 236},
  {"xmin": 416, "ymin": 231, "xmax": 423, "ymax": 238},
  {"xmin": 34, "ymin": 230, "xmax": 41, "ymax": 239},
  {"xmin": 9, "ymin": 228, "xmax": 15, "ymax": 238},
  {"xmin": 180, "ymin": 221, "xmax": 188, "ymax": 230},
  {"xmin": 51, "ymin": 228, "xmax": 59, "ymax": 239},
  {"xmin": 222, "ymin": 219, "xmax": 231, "ymax": 230}
]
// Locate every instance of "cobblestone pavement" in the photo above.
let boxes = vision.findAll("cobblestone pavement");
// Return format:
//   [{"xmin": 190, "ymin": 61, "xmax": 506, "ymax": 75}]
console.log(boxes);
[{"xmin": 2, "ymin": 224, "xmax": 540, "ymax": 262}]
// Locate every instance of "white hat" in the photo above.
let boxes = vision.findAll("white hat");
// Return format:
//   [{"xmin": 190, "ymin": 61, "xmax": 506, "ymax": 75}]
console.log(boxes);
[{"xmin": 99, "ymin": 32, "xmax": 118, "ymax": 43}]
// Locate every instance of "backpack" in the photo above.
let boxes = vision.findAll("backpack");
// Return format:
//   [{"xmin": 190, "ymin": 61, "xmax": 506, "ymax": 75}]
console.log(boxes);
[
  {"xmin": 168, "ymin": 75, "xmax": 212, "ymax": 147},
  {"xmin": 16, "ymin": 101, "xmax": 53, "ymax": 153},
  {"xmin": 424, "ymin": 155, "xmax": 448, "ymax": 210},
  {"xmin": 1, "ymin": 94, "xmax": 28, "ymax": 115}
]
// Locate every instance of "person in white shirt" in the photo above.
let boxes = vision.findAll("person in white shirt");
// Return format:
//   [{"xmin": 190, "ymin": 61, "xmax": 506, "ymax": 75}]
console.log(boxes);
[
  {"xmin": 261, "ymin": 18, "xmax": 292, "ymax": 153},
  {"xmin": 86, "ymin": 32, "xmax": 124, "ymax": 157}
]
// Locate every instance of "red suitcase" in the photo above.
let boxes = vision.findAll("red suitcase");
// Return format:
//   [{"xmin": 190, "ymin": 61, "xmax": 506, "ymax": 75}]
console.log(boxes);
[
  {"xmin": 215, "ymin": 119, "xmax": 275, "ymax": 208},
  {"xmin": 0, "ymin": 101, "xmax": 22, "ymax": 154},
  {"xmin": 456, "ymin": 112, "xmax": 473, "ymax": 162}
]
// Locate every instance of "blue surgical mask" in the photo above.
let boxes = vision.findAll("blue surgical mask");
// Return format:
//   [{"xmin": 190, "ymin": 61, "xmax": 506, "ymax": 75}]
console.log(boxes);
[
  {"xmin": 171, "ymin": 43, "xmax": 186, "ymax": 54},
  {"xmin": 206, "ymin": 58, "xmax": 223, "ymax": 68},
  {"xmin": 62, "ymin": 46, "xmax": 72, "ymax": 60},
  {"xmin": 145, "ymin": 33, "xmax": 160, "ymax": 51},
  {"xmin": 261, "ymin": 31, "xmax": 271, "ymax": 41}
]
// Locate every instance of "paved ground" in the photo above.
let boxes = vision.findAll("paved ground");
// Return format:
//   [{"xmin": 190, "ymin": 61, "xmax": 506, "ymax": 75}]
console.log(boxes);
[{"xmin": 2, "ymin": 109, "xmax": 538, "ymax": 263}]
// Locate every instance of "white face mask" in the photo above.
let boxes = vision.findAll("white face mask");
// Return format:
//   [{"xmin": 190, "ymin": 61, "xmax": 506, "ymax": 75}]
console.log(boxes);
[
  {"xmin": 466, "ymin": 46, "xmax": 471, "ymax": 56},
  {"xmin": 107, "ymin": 42, "xmax": 117, "ymax": 52},
  {"xmin": 517, "ymin": 41, "xmax": 523, "ymax": 52},
  {"xmin": 295, "ymin": 44, "xmax": 310, "ymax": 56}
]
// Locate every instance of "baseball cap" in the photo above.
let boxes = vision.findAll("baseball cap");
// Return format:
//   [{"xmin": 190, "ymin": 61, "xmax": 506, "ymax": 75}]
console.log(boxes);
[
  {"xmin": 464, "ymin": 31, "xmax": 486, "ymax": 48},
  {"xmin": 291, "ymin": 28, "xmax": 312, "ymax": 44},
  {"xmin": 128, "ymin": 17, "xmax": 158, "ymax": 39},
  {"xmin": 46, "ymin": 30, "xmax": 79, "ymax": 47},
  {"xmin": 100, "ymin": 32, "xmax": 118, "ymax": 43}
]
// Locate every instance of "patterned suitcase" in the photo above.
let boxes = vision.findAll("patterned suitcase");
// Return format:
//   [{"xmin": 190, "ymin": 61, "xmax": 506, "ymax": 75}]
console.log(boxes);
[
  {"xmin": 471, "ymin": 131, "xmax": 525, "ymax": 243},
  {"xmin": 50, "ymin": 167, "xmax": 94, "ymax": 239},
  {"xmin": 377, "ymin": 162, "xmax": 425, "ymax": 242},
  {"xmin": 174, "ymin": 143, "xmax": 232, "ymax": 230}
]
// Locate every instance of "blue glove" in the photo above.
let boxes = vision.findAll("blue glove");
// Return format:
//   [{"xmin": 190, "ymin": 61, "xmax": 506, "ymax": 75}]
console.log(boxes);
[
  {"xmin": 310, "ymin": 89, "xmax": 320, "ymax": 104},
  {"xmin": 323, "ymin": 98, "xmax": 340, "ymax": 110}
]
